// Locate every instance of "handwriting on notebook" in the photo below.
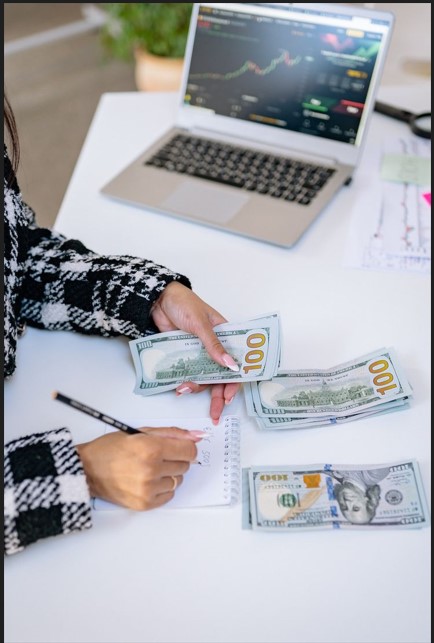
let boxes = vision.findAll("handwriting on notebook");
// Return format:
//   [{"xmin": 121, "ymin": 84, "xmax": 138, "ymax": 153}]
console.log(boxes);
[{"xmin": 93, "ymin": 415, "xmax": 240, "ymax": 510}]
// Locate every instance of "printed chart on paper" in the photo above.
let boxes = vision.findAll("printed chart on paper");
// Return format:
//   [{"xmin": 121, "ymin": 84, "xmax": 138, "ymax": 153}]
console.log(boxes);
[{"xmin": 345, "ymin": 136, "xmax": 431, "ymax": 274}]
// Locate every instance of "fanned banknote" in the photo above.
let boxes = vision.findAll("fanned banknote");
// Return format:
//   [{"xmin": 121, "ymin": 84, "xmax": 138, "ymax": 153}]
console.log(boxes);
[
  {"xmin": 129, "ymin": 313, "xmax": 281, "ymax": 396},
  {"xmin": 243, "ymin": 461, "xmax": 430, "ymax": 531},
  {"xmin": 244, "ymin": 347, "xmax": 413, "ymax": 429}
]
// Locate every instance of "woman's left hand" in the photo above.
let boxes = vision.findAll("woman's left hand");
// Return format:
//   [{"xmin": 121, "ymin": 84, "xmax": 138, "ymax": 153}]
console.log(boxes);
[{"xmin": 151, "ymin": 282, "xmax": 241, "ymax": 424}]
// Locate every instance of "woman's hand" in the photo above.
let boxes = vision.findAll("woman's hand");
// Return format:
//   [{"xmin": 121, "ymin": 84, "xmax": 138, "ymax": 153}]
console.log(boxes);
[
  {"xmin": 76, "ymin": 426, "xmax": 202, "ymax": 510},
  {"xmin": 151, "ymin": 282, "xmax": 241, "ymax": 424}
]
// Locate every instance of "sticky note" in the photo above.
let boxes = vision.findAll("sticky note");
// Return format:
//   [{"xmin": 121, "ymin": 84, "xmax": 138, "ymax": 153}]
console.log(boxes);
[{"xmin": 380, "ymin": 153, "xmax": 431, "ymax": 186}]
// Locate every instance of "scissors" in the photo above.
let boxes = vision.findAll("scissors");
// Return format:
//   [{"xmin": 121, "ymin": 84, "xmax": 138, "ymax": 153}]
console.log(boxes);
[{"xmin": 374, "ymin": 101, "xmax": 431, "ymax": 139}]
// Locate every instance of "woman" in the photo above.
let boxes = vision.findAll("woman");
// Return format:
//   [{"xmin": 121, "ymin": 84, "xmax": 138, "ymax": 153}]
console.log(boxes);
[{"xmin": 4, "ymin": 94, "xmax": 240, "ymax": 556}]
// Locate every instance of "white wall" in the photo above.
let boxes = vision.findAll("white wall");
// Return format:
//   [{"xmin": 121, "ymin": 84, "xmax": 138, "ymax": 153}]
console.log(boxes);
[{"xmin": 344, "ymin": 3, "xmax": 431, "ymax": 86}]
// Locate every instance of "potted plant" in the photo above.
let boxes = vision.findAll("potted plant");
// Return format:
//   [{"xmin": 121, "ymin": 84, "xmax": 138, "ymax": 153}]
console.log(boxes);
[{"xmin": 100, "ymin": 3, "xmax": 193, "ymax": 91}]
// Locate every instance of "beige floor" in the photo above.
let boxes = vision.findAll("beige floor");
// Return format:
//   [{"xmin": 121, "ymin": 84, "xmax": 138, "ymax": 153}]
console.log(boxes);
[
  {"xmin": 4, "ymin": 3, "xmax": 137, "ymax": 228},
  {"xmin": 4, "ymin": 3, "xmax": 431, "ymax": 229}
]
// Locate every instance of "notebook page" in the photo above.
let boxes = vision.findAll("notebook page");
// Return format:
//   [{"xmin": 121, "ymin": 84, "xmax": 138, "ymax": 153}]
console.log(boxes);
[{"xmin": 93, "ymin": 415, "xmax": 240, "ymax": 510}]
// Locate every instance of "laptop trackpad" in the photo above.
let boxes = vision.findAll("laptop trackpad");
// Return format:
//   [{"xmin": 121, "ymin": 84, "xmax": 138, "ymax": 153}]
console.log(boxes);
[{"xmin": 161, "ymin": 180, "xmax": 249, "ymax": 224}]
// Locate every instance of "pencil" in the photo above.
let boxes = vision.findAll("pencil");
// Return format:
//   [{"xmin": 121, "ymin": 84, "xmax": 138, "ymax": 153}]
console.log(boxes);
[
  {"xmin": 51, "ymin": 391, "xmax": 203, "ymax": 464},
  {"xmin": 52, "ymin": 391, "xmax": 139, "ymax": 434}
]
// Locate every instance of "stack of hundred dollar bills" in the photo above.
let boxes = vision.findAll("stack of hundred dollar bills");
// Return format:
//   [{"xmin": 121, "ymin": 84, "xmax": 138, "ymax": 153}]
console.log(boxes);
[
  {"xmin": 129, "ymin": 313, "xmax": 281, "ymax": 396},
  {"xmin": 244, "ymin": 347, "xmax": 413, "ymax": 430},
  {"xmin": 242, "ymin": 461, "xmax": 430, "ymax": 531}
]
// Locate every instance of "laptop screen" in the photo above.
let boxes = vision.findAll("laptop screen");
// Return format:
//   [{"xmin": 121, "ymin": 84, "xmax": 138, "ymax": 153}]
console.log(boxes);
[{"xmin": 183, "ymin": 3, "xmax": 392, "ymax": 146}]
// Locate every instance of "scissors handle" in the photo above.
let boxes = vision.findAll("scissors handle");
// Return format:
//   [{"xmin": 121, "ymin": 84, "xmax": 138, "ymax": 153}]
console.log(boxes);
[{"xmin": 374, "ymin": 101, "xmax": 413, "ymax": 123}]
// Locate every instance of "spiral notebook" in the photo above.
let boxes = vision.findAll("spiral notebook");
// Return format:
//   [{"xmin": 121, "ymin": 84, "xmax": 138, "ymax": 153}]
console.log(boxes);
[{"xmin": 93, "ymin": 415, "xmax": 241, "ymax": 510}]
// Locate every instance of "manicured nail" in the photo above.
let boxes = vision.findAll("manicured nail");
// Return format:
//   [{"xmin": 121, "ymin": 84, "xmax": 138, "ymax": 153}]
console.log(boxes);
[
  {"xmin": 212, "ymin": 417, "xmax": 219, "ymax": 426},
  {"xmin": 177, "ymin": 386, "xmax": 192, "ymax": 395},
  {"xmin": 225, "ymin": 396, "xmax": 235, "ymax": 406},
  {"xmin": 222, "ymin": 353, "xmax": 239, "ymax": 372},
  {"xmin": 188, "ymin": 430, "xmax": 209, "ymax": 439}
]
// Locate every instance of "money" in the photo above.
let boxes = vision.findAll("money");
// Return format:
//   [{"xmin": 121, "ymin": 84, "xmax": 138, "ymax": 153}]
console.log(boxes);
[
  {"xmin": 244, "ymin": 347, "xmax": 413, "ymax": 429},
  {"xmin": 129, "ymin": 313, "xmax": 281, "ymax": 396},
  {"xmin": 243, "ymin": 461, "xmax": 430, "ymax": 531}
]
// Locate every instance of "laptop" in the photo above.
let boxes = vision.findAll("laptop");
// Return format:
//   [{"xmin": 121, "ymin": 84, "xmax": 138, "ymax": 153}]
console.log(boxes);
[{"xmin": 101, "ymin": 2, "xmax": 394, "ymax": 248}]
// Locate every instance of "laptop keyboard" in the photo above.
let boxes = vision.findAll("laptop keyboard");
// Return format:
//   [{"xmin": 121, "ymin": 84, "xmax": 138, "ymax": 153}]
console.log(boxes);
[{"xmin": 145, "ymin": 134, "xmax": 336, "ymax": 205}]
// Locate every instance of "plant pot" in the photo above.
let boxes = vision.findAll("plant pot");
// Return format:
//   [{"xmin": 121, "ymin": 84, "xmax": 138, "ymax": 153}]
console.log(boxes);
[{"xmin": 134, "ymin": 48, "xmax": 184, "ymax": 92}]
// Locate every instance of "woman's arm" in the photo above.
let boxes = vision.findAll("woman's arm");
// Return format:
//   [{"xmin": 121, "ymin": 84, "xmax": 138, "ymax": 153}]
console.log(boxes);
[
  {"xmin": 20, "ymin": 224, "xmax": 191, "ymax": 339},
  {"xmin": 4, "ymin": 426, "xmax": 200, "ymax": 556},
  {"xmin": 4, "ymin": 428, "xmax": 92, "ymax": 556}
]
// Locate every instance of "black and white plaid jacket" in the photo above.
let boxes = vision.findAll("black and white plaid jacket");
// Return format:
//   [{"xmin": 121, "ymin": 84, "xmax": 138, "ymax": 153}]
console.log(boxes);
[{"xmin": 4, "ymin": 146, "xmax": 191, "ymax": 555}]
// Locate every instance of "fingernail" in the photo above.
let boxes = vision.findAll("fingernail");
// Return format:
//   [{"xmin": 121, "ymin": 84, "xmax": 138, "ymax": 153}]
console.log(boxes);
[
  {"xmin": 177, "ymin": 386, "xmax": 192, "ymax": 395},
  {"xmin": 188, "ymin": 430, "xmax": 209, "ymax": 440},
  {"xmin": 222, "ymin": 353, "xmax": 239, "ymax": 372},
  {"xmin": 212, "ymin": 418, "xmax": 219, "ymax": 426},
  {"xmin": 225, "ymin": 396, "xmax": 235, "ymax": 406}
]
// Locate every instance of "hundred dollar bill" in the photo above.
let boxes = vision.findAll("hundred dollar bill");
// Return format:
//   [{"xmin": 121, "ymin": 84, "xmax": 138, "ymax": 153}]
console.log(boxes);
[
  {"xmin": 252, "ymin": 397, "xmax": 411, "ymax": 430},
  {"xmin": 129, "ymin": 313, "xmax": 280, "ymax": 395},
  {"xmin": 244, "ymin": 461, "xmax": 430, "ymax": 531},
  {"xmin": 247, "ymin": 347, "xmax": 411, "ymax": 420}
]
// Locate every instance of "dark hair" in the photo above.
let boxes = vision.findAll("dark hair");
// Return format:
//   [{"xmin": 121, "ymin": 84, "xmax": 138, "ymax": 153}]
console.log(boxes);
[{"xmin": 4, "ymin": 92, "xmax": 20, "ymax": 183}]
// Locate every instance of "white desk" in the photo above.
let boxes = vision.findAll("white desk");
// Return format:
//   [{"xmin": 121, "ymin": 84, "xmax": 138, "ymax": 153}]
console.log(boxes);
[{"xmin": 5, "ymin": 84, "xmax": 431, "ymax": 643}]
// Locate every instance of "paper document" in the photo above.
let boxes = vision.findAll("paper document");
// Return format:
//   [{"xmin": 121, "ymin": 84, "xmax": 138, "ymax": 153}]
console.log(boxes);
[{"xmin": 344, "ymin": 135, "xmax": 431, "ymax": 274}]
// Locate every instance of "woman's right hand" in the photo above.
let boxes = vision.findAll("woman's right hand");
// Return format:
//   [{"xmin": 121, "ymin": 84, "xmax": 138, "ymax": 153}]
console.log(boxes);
[{"xmin": 76, "ymin": 427, "xmax": 202, "ymax": 510}]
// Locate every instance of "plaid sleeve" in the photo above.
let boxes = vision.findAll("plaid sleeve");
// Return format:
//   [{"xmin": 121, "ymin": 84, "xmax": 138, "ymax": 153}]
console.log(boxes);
[
  {"xmin": 4, "ymin": 428, "xmax": 92, "ymax": 556},
  {"xmin": 19, "ymin": 225, "xmax": 191, "ymax": 339}
]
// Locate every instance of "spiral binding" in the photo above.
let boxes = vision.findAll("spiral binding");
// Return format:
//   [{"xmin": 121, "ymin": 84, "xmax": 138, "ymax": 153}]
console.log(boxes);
[{"xmin": 222, "ymin": 415, "xmax": 241, "ymax": 504}]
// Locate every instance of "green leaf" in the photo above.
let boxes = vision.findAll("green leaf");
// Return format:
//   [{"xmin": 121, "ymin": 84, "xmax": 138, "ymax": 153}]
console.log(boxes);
[{"xmin": 100, "ymin": 3, "xmax": 193, "ymax": 60}]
